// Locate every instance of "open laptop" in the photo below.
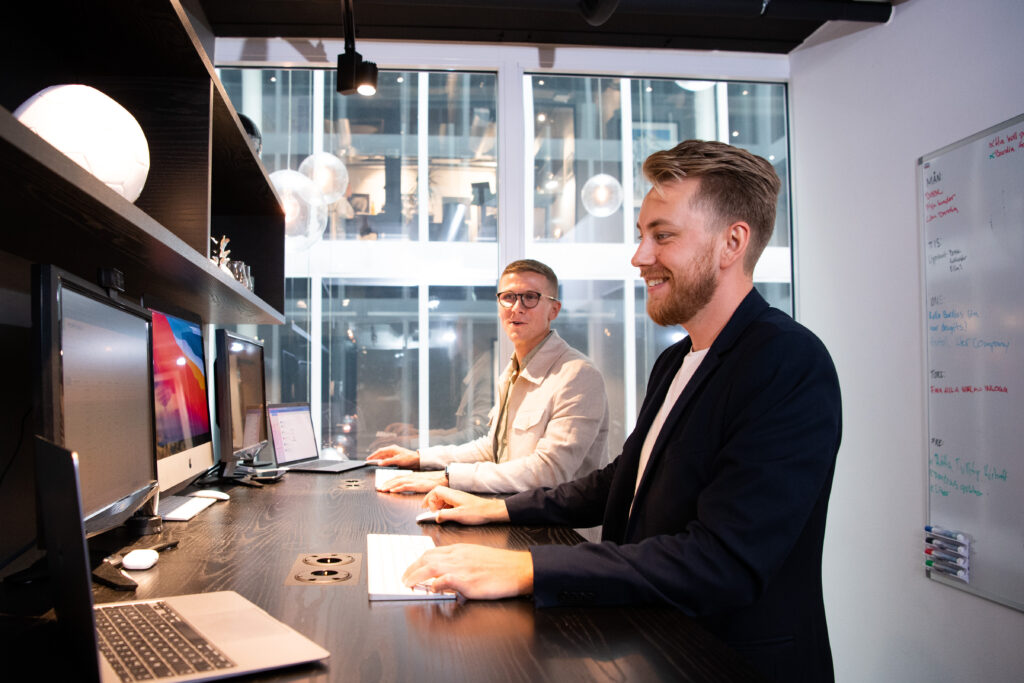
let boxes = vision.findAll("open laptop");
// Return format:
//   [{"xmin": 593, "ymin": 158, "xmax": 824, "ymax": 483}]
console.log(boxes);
[
  {"xmin": 34, "ymin": 436, "xmax": 330, "ymax": 682},
  {"xmin": 266, "ymin": 403, "xmax": 369, "ymax": 473}
]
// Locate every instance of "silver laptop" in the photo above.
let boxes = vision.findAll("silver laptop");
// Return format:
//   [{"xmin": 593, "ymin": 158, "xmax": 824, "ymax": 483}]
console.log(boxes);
[
  {"xmin": 266, "ymin": 403, "xmax": 369, "ymax": 473},
  {"xmin": 34, "ymin": 436, "xmax": 329, "ymax": 683}
]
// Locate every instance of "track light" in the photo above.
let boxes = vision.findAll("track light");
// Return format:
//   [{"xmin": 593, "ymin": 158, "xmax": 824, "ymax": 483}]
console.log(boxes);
[
  {"xmin": 338, "ymin": 49, "xmax": 377, "ymax": 96},
  {"xmin": 337, "ymin": 0, "xmax": 377, "ymax": 96}
]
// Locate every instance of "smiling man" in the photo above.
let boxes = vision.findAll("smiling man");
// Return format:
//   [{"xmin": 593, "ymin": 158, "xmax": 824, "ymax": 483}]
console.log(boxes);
[
  {"xmin": 403, "ymin": 141, "xmax": 843, "ymax": 683},
  {"xmin": 370, "ymin": 259, "xmax": 610, "ymax": 494}
]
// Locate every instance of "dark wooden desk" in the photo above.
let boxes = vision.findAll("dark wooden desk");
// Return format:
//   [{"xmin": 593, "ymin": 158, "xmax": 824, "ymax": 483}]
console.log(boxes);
[{"xmin": 17, "ymin": 468, "xmax": 764, "ymax": 682}]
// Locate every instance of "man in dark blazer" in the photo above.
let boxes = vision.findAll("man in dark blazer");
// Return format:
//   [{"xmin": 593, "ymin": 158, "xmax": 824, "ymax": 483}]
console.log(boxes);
[{"xmin": 403, "ymin": 140, "xmax": 843, "ymax": 683}]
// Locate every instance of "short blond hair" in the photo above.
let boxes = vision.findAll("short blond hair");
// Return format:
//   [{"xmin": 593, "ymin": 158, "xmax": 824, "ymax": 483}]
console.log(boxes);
[
  {"xmin": 500, "ymin": 259, "xmax": 558, "ymax": 298},
  {"xmin": 643, "ymin": 140, "xmax": 781, "ymax": 273}
]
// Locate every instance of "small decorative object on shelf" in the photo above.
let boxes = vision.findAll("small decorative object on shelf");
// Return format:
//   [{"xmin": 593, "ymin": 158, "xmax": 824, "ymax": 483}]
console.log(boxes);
[
  {"xmin": 230, "ymin": 260, "xmax": 255, "ymax": 291},
  {"xmin": 210, "ymin": 235, "xmax": 254, "ymax": 291},
  {"xmin": 211, "ymin": 235, "xmax": 233, "ymax": 275},
  {"xmin": 14, "ymin": 84, "xmax": 151, "ymax": 202}
]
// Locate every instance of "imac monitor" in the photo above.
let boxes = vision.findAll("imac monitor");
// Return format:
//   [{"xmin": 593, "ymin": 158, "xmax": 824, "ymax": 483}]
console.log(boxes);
[
  {"xmin": 214, "ymin": 329, "xmax": 269, "ymax": 476},
  {"xmin": 148, "ymin": 305, "xmax": 214, "ymax": 495},
  {"xmin": 32, "ymin": 264, "xmax": 158, "ymax": 537}
]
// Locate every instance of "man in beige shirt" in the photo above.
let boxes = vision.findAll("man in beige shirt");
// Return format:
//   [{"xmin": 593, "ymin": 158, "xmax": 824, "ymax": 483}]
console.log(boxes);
[{"xmin": 370, "ymin": 259, "xmax": 610, "ymax": 494}]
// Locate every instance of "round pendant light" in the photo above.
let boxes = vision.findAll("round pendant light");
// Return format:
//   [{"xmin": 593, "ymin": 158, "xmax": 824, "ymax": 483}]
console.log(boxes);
[{"xmin": 581, "ymin": 173, "xmax": 623, "ymax": 218}]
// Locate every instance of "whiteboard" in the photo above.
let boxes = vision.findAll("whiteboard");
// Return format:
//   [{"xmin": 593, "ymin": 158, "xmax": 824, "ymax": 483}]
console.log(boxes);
[{"xmin": 920, "ymin": 112, "xmax": 1024, "ymax": 612}]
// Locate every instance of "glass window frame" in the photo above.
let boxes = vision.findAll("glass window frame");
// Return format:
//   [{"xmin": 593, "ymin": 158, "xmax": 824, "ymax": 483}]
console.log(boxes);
[{"xmin": 215, "ymin": 39, "xmax": 792, "ymax": 447}]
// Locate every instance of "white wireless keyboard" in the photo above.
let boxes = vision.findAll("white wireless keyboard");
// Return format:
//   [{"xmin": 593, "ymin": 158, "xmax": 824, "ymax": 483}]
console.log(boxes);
[
  {"xmin": 159, "ymin": 495, "xmax": 216, "ymax": 521},
  {"xmin": 366, "ymin": 534, "xmax": 456, "ymax": 601},
  {"xmin": 374, "ymin": 468, "xmax": 412, "ymax": 490}
]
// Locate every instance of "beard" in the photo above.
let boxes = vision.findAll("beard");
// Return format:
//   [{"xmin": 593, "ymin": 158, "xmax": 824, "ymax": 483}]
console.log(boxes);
[{"xmin": 644, "ymin": 244, "xmax": 718, "ymax": 327}]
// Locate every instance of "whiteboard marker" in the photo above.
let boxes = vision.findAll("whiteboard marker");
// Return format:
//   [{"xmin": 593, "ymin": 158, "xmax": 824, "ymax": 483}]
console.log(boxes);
[
  {"xmin": 924, "ymin": 525, "xmax": 965, "ymax": 542},
  {"xmin": 924, "ymin": 560, "xmax": 966, "ymax": 579},
  {"xmin": 925, "ymin": 536, "xmax": 966, "ymax": 555},
  {"xmin": 924, "ymin": 548, "xmax": 967, "ymax": 566}
]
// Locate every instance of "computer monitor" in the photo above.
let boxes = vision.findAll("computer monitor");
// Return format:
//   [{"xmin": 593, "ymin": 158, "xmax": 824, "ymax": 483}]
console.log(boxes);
[
  {"xmin": 214, "ymin": 329, "xmax": 269, "ymax": 477},
  {"xmin": 147, "ymin": 302, "xmax": 215, "ymax": 496},
  {"xmin": 32, "ymin": 264, "xmax": 158, "ymax": 537}
]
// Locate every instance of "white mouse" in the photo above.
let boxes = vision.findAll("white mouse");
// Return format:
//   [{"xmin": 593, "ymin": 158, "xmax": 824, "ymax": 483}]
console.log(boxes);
[
  {"xmin": 189, "ymin": 489, "xmax": 230, "ymax": 501},
  {"xmin": 122, "ymin": 548, "xmax": 159, "ymax": 571},
  {"xmin": 416, "ymin": 510, "xmax": 438, "ymax": 524}
]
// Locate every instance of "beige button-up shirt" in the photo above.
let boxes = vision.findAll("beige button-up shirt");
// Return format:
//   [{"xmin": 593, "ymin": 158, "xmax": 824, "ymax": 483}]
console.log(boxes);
[{"xmin": 418, "ymin": 330, "xmax": 610, "ymax": 493}]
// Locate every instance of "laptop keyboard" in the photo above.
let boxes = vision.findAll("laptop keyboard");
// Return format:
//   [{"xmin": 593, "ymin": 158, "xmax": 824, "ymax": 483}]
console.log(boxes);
[{"xmin": 96, "ymin": 601, "xmax": 234, "ymax": 681}]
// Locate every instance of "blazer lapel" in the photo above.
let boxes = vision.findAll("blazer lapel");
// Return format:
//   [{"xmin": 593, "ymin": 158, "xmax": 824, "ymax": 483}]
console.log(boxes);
[
  {"xmin": 624, "ymin": 289, "xmax": 771, "ymax": 537},
  {"xmin": 602, "ymin": 339, "xmax": 689, "ymax": 541},
  {"xmin": 632, "ymin": 340, "xmax": 691, "ymax": 445}
]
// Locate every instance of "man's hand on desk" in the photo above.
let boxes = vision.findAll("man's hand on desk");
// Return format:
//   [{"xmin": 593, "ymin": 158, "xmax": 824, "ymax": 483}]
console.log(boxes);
[
  {"xmin": 402, "ymin": 544, "xmax": 534, "ymax": 600},
  {"xmin": 421, "ymin": 486, "xmax": 510, "ymax": 525},
  {"xmin": 376, "ymin": 471, "xmax": 447, "ymax": 493},
  {"xmin": 367, "ymin": 444, "xmax": 421, "ymax": 468}
]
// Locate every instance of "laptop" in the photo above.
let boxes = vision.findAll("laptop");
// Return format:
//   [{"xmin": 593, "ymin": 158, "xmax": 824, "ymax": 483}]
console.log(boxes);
[
  {"xmin": 266, "ymin": 403, "xmax": 369, "ymax": 473},
  {"xmin": 34, "ymin": 436, "xmax": 330, "ymax": 683}
]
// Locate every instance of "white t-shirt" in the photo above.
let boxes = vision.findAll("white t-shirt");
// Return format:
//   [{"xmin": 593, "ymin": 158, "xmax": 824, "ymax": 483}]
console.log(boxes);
[{"xmin": 632, "ymin": 347, "xmax": 709, "ymax": 504}]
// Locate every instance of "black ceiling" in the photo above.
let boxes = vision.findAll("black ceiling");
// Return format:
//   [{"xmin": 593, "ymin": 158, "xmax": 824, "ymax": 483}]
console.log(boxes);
[{"xmin": 196, "ymin": 0, "xmax": 893, "ymax": 55}]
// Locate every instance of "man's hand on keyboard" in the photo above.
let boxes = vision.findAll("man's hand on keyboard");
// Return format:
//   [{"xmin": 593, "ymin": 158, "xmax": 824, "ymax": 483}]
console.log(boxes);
[
  {"xmin": 422, "ymin": 486, "xmax": 509, "ymax": 525},
  {"xmin": 402, "ymin": 543, "xmax": 533, "ymax": 600},
  {"xmin": 367, "ymin": 444, "xmax": 420, "ymax": 468}
]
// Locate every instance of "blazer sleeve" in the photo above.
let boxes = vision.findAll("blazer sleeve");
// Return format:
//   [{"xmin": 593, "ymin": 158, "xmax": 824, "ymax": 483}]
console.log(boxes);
[
  {"xmin": 418, "ymin": 424, "xmax": 495, "ymax": 470},
  {"xmin": 505, "ymin": 456, "xmax": 620, "ymax": 529},
  {"xmin": 527, "ymin": 329, "xmax": 842, "ymax": 614}
]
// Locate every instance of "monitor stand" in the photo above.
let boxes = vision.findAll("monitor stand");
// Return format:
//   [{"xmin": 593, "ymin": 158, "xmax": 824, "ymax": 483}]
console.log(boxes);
[
  {"xmin": 91, "ymin": 557, "xmax": 137, "ymax": 591},
  {"xmin": 3, "ymin": 542, "xmax": 143, "ymax": 592},
  {"xmin": 202, "ymin": 442, "xmax": 270, "ymax": 488}
]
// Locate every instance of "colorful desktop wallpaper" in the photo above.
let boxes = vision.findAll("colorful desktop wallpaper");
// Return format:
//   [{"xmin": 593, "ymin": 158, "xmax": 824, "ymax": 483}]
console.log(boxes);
[{"xmin": 151, "ymin": 311, "xmax": 212, "ymax": 455}]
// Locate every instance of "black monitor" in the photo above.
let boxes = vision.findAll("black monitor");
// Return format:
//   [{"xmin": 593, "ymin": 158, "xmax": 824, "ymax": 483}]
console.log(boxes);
[
  {"xmin": 214, "ymin": 329, "xmax": 269, "ymax": 478},
  {"xmin": 32, "ymin": 264, "xmax": 158, "ymax": 537},
  {"xmin": 147, "ymin": 302, "xmax": 215, "ymax": 496}
]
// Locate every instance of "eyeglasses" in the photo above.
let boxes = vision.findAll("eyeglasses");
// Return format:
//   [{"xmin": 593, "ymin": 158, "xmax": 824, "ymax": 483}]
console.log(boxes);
[{"xmin": 496, "ymin": 290, "xmax": 559, "ymax": 309}]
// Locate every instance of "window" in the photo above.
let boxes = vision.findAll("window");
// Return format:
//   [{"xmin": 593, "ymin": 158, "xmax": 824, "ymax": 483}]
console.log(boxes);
[{"xmin": 218, "ymin": 55, "xmax": 790, "ymax": 457}]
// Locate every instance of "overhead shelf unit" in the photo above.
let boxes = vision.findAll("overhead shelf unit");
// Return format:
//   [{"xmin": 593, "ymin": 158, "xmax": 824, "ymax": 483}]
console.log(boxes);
[{"xmin": 0, "ymin": 0, "xmax": 284, "ymax": 324}]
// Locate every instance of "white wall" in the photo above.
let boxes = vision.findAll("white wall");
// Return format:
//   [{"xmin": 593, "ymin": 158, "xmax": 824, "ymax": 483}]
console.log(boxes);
[{"xmin": 790, "ymin": 0, "xmax": 1024, "ymax": 680}]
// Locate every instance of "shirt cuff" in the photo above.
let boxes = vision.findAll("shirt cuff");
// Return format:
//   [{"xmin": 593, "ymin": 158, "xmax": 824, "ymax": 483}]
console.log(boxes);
[
  {"xmin": 416, "ymin": 446, "xmax": 447, "ymax": 470},
  {"xmin": 443, "ymin": 462, "xmax": 467, "ymax": 489}
]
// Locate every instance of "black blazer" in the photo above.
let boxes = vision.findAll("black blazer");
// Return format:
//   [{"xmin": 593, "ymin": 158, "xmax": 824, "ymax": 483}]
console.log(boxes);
[{"xmin": 507, "ymin": 289, "xmax": 842, "ymax": 682}]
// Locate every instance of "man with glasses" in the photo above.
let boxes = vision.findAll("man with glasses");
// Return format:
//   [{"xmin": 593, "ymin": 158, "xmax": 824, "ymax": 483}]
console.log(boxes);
[
  {"xmin": 401, "ymin": 142, "xmax": 842, "ymax": 683},
  {"xmin": 370, "ymin": 259, "xmax": 610, "ymax": 494}
]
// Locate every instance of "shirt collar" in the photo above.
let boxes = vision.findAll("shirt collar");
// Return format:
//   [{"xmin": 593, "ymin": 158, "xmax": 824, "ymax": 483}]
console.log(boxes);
[{"xmin": 511, "ymin": 329, "xmax": 554, "ymax": 377}]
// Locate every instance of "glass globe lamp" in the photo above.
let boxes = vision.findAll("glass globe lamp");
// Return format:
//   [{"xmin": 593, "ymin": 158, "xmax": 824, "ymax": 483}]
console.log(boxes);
[
  {"xmin": 14, "ymin": 84, "xmax": 150, "ymax": 202},
  {"xmin": 581, "ymin": 173, "xmax": 624, "ymax": 218},
  {"xmin": 298, "ymin": 152, "xmax": 349, "ymax": 204},
  {"xmin": 270, "ymin": 169, "xmax": 328, "ymax": 250}
]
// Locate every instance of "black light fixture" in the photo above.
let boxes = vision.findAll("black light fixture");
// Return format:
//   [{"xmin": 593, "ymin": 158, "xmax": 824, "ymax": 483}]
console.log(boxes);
[{"xmin": 337, "ymin": 0, "xmax": 377, "ymax": 96}]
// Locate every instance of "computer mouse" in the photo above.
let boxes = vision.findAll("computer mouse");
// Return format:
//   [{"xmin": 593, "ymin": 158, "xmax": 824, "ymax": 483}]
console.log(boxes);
[
  {"xmin": 189, "ymin": 489, "xmax": 230, "ymax": 501},
  {"xmin": 415, "ymin": 510, "xmax": 438, "ymax": 524},
  {"xmin": 122, "ymin": 548, "xmax": 159, "ymax": 571}
]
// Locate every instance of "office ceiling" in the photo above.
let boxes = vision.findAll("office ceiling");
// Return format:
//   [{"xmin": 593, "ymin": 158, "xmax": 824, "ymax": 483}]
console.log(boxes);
[{"xmin": 196, "ymin": 0, "xmax": 893, "ymax": 54}]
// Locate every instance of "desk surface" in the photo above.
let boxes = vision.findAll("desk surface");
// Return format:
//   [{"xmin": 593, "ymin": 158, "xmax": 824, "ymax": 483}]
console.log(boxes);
[{"xmin": 10, "ymin": 467, "xmax": 763, "ymax": 682}]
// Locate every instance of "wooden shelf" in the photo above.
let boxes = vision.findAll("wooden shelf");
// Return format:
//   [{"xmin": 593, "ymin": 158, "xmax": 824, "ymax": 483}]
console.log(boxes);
[
  {"xmin": 0, "ymin": 0, "xmax": 285, "ymax": 324},
  {"xmin": 0, "ymin": 108, "xmax": 282, "ymax": 324}
]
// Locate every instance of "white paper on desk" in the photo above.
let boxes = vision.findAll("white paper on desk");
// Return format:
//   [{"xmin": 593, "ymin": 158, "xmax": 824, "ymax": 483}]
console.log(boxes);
[
  {"xmin": 374, "ymin": 468, "xmax": 412, "ymax": 490},
  {"xmin": 366, "ymin": 534, "xmax": 457, "ymax": 601}
]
